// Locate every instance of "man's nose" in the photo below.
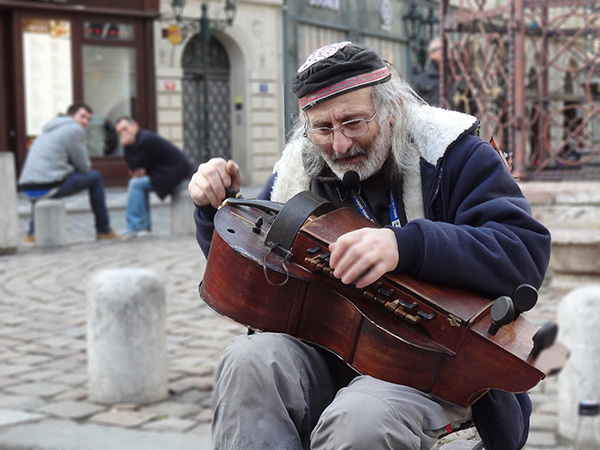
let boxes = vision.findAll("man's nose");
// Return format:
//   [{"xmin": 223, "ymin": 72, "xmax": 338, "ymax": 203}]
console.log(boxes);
[{"xmin": 331, "ymin": 128, "xmax": 353, "ymax": 154}]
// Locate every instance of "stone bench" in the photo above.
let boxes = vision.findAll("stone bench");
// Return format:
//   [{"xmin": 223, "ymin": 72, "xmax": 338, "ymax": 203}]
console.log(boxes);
[
  {"xmin": 33, "ymin": 198, "xmax": 67, "ymax": 247},
  {"xmin": 0, "ymin": 152, "xmax": 19, "ymax": 254},
  {"xmin": 170, "ymin": 185, "xmax": 196, "ymax": 236},
  {"xmin": 87, "ymin": 268, "xmax": 168, "ymax": 404},
  {"xmin": 557, "ymin": 285, "xmax": 600, "ymax": 442}
]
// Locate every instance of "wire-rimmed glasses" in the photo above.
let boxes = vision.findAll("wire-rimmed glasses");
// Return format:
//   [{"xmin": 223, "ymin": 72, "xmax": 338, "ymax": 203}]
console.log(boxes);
[{"xmin": 304, "ymin": 109, "xmax": 379, "ymax": 145}]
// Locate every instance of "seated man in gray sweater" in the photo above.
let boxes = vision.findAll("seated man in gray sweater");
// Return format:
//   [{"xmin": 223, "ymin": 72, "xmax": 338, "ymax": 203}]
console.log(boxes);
[{"xmin": 18, "ymin": 102, "xmax": 119, "ymax": 241}]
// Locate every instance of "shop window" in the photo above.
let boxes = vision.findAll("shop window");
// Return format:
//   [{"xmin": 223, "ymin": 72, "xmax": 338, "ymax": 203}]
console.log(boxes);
[
  {"xmin": 22, "ymin": 18, "xmax": 73, "ymax": 139},
  {"xmin": 82, "ymin": 45, "xmax": 137, "ymax": 157}
]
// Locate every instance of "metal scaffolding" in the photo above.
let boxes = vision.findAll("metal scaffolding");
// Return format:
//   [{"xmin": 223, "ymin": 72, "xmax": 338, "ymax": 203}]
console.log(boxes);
[{"xmin": 440, "ymin": 0, "xmax": 600, "ymax": 180}]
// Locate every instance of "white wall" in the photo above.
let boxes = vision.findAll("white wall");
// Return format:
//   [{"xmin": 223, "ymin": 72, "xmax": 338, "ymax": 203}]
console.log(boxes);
[{"xmin": 154, "ymin": 0, "xmax": 285, "ymax": 187}]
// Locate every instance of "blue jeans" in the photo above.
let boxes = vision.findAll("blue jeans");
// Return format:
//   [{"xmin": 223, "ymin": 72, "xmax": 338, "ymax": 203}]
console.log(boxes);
[
  {"xmin": 126, "ymin": 175, "xmax": 154, "ymax": 232},
  {"xmin": 28, "ymin": 170, "xmax": 111, "ymax": 235}
]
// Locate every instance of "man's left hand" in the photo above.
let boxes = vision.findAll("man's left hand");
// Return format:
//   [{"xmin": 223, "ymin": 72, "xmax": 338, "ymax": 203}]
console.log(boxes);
[{"xmin": 328, "ymin": 228, "xmax": 399, "ymax": 289}]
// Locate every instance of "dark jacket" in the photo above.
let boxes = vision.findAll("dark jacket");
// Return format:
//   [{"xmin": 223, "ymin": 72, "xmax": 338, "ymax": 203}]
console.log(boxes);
[
  {"xmin": 412, "ymin": 61, "xmax": 442, "ymax": 107},
  {"xmin": 193, "ymin": 132, "xmax": 550, "ymax": 450},
  {"xmin": 124, "ymin": 129, "xmax": 194, "ymax": 199}
]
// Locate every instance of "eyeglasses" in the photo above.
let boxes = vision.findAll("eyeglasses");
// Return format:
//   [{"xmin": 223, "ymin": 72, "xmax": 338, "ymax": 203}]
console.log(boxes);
[{"xmin": 304, "ymin": 109, "xmax": 379, "ymax": 145}]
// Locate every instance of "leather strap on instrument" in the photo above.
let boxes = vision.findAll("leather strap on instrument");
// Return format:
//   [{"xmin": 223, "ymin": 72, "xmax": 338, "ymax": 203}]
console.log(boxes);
[{"xmin": 265, "ymin": 191, "xmax": 335, "ymax": 257}]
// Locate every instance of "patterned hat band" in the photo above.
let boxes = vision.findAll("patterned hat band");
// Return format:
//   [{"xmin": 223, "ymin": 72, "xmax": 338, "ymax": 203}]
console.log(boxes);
[{"xmin": 298, "ymin": 66, "xmax": 391, "ymax": 110}]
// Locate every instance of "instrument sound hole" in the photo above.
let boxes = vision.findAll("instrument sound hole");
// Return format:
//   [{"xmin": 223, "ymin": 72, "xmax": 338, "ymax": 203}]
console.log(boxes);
[{"xmin": 227, "ymin": 228, "xmax": 236, "ymax": 234}]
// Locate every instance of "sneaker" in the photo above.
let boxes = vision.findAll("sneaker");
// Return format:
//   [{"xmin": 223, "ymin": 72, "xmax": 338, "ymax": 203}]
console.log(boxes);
[
  {"xmin": 22, "ymin": 235, "xmax": 35, "ymax": 244},
  {"xmin": 123, "ymin": 230, "xmax": 152, "ymax": 240},
  {"xmin": 96, "ymin": 228, "xmax": 122, "ymax": 240}
]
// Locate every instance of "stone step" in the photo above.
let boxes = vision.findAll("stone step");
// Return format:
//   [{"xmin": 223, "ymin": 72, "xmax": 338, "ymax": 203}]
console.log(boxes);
[
  {"xmin": 520, "ymin": 181, "xmax": 600, "ymax": 229},
  {"xmin": 548, "ymin": 228, "xmax": 600, "ymax": 287}
]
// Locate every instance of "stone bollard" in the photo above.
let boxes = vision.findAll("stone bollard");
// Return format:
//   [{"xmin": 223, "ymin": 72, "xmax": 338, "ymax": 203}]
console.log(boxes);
[
  {"xmin": 0, "ymin": 152, "xmax": 19, "ymax": 255},
  {"xmin": 557, "ymin": 284, "xmax": 600, "ymax": 441},
  {"xmin": 35, "ymin": 199, "xmax": 67, "ymax": 247},
  {"xmin": 87, "ymin": 268, "xmax": 168, "ymax": 404},
  {"xmin": 170, "ymin": 187, "xmax": 196, "ymax": 235}
]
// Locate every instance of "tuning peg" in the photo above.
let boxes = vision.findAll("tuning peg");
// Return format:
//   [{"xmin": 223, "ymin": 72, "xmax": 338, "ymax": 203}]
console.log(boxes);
[
  {"xmin": 512, "ymin": 283, "xmax": 538, "ymax": 316},
  {"xmin": 488, "ymin": 295, "xmax": 515, "ymax": 335},
  {"xmin": 529, "ymin": 322, "xmax": 558, "ymax": 360}
]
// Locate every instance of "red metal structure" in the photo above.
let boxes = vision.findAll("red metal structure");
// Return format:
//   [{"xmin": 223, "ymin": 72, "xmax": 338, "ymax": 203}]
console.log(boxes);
[{"xmin": 440, "ymin": 0, "xmax": 600, "ymax": 180}]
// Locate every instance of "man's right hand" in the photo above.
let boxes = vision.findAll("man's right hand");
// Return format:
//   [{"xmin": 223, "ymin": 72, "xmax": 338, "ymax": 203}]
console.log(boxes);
[{"xmin": 188, "ymin": 158, "xmax": 241, "ymax": 209}]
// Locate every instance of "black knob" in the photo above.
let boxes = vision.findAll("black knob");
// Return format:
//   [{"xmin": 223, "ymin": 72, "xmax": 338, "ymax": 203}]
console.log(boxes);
[
  {"xmin": 488, "ymin": 295, "xmax": 515, "ymax": 335},
  {"xmin": 529, "ymin": 322, "xmax": 558, "ymax": 359},
  {"xmin": 512, "ymin": 284, "xmax": 538, "ymax": 316},
  {"xmin": 252, "ymin": 217, "xmax": 263, "ymax": 234}
]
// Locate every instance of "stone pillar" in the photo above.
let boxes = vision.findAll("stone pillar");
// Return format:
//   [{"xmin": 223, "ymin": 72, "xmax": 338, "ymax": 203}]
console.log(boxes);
[
  {"xmin": 87, "ymin": 268, "xmax": 168, "ymax": 404},
  {"xmin": 35, "ymin": 199, "xmax": 67, "ymax": 247},
  {"xmin": 558, "ymin": 284, "xmax": 600, "ymax": 440},
  {"xmin": 0, "ymin": 152, "xmax": 20, "ymax": 255},
  {"xmin": 170, "ymin": 188, "xmax": 196, "ymax": 235}
]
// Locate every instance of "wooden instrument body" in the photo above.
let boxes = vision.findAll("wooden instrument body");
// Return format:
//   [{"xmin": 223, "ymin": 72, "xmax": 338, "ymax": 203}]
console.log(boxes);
[{"xmin": 201, "ymin": 201, "xmax": 552, "ymax": 408}]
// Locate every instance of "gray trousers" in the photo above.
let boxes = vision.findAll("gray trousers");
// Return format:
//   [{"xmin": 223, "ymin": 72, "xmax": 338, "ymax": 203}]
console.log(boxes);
[{"xmin": 212, "ymin": 332, "xmax": 472, "ymax": 450}]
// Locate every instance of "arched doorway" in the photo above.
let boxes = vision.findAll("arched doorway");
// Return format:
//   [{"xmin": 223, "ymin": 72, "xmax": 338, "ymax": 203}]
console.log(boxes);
[{"xmin": 182, "ymin": 34, "xmax": 231, "ymax": 167}]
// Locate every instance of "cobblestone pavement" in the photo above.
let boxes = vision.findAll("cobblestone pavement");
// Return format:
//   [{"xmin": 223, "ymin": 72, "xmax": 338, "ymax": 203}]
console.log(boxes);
[{"xmin": 0, "ymin": 189, "xmax": 574, "ymax": 449}]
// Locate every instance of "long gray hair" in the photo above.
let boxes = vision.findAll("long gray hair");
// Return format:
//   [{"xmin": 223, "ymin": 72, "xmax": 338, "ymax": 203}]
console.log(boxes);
[{"xmin": 288, "ymin": 75, "xmax": 427, "ymax": 181}]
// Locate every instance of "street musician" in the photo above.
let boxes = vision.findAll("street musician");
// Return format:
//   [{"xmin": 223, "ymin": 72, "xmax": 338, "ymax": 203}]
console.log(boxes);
[{"xmin": 188, "ymin": 42, "xmax": 551, "ymax": 450}]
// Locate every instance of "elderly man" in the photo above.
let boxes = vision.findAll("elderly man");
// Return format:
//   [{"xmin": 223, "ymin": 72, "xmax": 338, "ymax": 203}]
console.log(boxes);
[
  {"xmin": 188, "ymin": 42, "xmax": 550, "ymax": 450},
  {"xmin": 18, "ymin": 102, "xmax": 119, "ymax": 241}
]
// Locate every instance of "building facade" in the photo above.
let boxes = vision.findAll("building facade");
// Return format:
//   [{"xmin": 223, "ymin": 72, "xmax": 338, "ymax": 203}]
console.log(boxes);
[
  {"xmin": 155, "ymin": 0, "xmax": 286, "ymax": 186},
  {"xmin": 1, "ymin": 0, "xmax": 419, "ymax": 187},
  {"xmin": 0, "ymin": 0, "xmax": 159, "ymax": 185},
  {"xmin": 156, "ymin": 0, "xmax": 415, "ymax": 187}
]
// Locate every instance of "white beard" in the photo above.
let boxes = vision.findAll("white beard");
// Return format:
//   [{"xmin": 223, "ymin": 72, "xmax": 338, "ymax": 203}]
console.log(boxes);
[{"xmin": 323, "ymin": 132, "xmax": 391, "ymax": 181}]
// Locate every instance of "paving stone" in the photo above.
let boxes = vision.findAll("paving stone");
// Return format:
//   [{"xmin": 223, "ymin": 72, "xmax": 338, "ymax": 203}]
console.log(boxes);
[
  {"xmin": 0, "ymin": 408, "xmax": 44, "ymax": 426},
  {"xmin": 530, "ymin": 411, "xmax": 558, "ymax": 430},
  {"xmin": 142, "ymin": 401, "xmax": 202, "ymax": 418},
  {"xmin": 536, "ymin": 400, "xmax": 559, "ymax": 414},
  {"xmin": 36, "ymin": 401, "xmax": 106, "ymax": 419},
  {"xmin": 90, "ymin": 409, "xmax": 158, "ymax": 427},
  {"xmin": 53, "ymin": 389, "xmax": 88, "ymax": 402},
  {"xmin": 0, "ymin": 378, "xmax": 20, "ymax": 390},
  {"xmin": 20, "ymin": 369, "xmax": 66, "ymax": 382},
  {"xmin": 0, "ymin": 364, "xmax": 33, "ymax": 377},
  {"xmin": 6, "ymin": 382, "xmax": 70, "ymax": 397},
  {"xmin": 436, "ymin": 441, "xmax": 481, "ymax": 450},
  {"xmin": 169, "ymin": 376, "xmax": 213, "ymax": 394},
  {"xmin": 527, "ymin": 430, "xmax": 558, "ymax": 447},
  {"xmin": 10, "ymin": 355, "xmax": 52, "ymax": 365},
  {"xmin": 188, "ymin": 422, "xmax": 212, "ymax": 436},
  {"xmin": 193, "ymin": 409, "xmax": 213, "ymax": 423},
  {"xmin": 55, "ymin": 372, "xmax": 87, "ymax": 386},
  {"xmin": 142, "ymin": 417, "xmax": 197, "ymax": 432},
  {"xmin": 0, "ymin": 419, "xmax": 211, "ymax": 450},
  {"xmin": 0, "ymin": 395, "xmax": 45, "ymax": 409}
]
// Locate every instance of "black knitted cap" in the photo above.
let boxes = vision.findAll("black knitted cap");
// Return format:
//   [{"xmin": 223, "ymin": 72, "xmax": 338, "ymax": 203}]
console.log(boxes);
[{"xmin": 292, "ymin": 42, "xmax": 391, "ymax": 110}]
